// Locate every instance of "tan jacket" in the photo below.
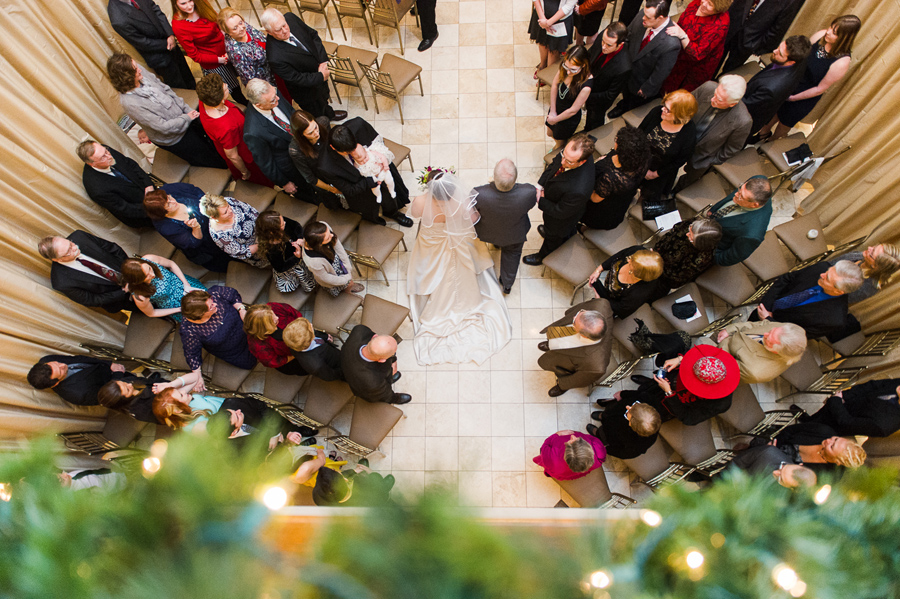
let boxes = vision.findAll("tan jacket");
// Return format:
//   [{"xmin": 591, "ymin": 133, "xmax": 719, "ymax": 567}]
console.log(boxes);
[
  {"xmin": 538, "ymin": 298, "xmax": 614, "ymax": 390},
  {"xmin": 301, "ymin": 224, "xmax": 353, "ymax": 288},
  {"xmin": 716, "ymin": 320, "xmax": 796, "ymax": 385}
]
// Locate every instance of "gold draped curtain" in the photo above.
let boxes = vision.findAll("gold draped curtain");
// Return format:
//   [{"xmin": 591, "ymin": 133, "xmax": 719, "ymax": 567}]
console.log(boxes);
[{"xmin": 0, "ymin": 0, "xmax": 897, "ymax": 441}]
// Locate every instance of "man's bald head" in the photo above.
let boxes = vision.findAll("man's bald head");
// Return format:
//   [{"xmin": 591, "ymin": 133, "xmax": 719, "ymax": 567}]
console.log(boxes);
[{"xmin": 366, "ymin": 334, "xmax": 398, "ymax": 361}]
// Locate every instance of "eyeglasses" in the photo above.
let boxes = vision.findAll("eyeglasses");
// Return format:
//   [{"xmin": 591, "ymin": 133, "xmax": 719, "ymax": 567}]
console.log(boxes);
[{"xmin": 661, "ymin": 105, "xmax": 672, "ymax": 113}]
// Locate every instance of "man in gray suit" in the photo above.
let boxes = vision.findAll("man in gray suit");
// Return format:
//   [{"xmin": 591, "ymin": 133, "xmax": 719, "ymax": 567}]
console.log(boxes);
[
  {"xmin": 473, "ymin": 159, "xmax": 538, "ymax": 294},
  {"xmin": 676, "ymin": 75, "xmax": 753, "ymax": 190},
  {"xmin": 537, "ymin": 299, "xmax": 614, "ymax": 397}
]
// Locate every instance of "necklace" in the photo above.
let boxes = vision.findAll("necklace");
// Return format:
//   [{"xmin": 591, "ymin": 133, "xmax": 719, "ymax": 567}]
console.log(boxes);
[{"xmin": 558, "ymin": 81, "xmax": 571, "ymax": 100}]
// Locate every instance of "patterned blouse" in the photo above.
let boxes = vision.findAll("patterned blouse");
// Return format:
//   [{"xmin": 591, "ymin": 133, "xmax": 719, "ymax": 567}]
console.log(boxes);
[
  {"xmin": 224, "ymin": 23, "xmax": 275, "ymax": 86},
  {"xmin": 654, "ymin": 220, "xmax": 715, "ymax": 290},
  {"xmin": 209, "ymin": 197, "xmax": 269, "ymax": 268}
]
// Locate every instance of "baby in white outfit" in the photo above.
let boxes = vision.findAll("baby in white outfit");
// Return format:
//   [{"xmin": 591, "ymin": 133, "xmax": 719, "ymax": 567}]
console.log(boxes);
[{"xmin": 352, "ymin": 136, "xmax": 396, "ymax": 204}]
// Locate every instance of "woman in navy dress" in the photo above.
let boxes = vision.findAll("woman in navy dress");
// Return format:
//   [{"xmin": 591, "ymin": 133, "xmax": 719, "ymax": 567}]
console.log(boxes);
[
  {"xmin": 179, "ymin": 286, "xmax": 257, "ymax": 391},
  {"xmin": 759, "ymin": 15, "xmax": 860, "ymax": 141},
  {"xmin": 144, "ymin": 185, "xmax": 232, "ymax": 272}
]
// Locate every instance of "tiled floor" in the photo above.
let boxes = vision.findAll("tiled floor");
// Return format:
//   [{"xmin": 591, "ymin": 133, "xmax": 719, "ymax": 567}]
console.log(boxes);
[{"xmin": 215, "ymin": 0, "xmax": 823, "ymax": 507}]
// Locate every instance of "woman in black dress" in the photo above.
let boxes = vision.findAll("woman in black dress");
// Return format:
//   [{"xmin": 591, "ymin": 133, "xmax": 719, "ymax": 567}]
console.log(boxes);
[
  {"xmin": 546, "ymin": 46, "xmax": 594, "ymax": 150},
  {"xmin": 529, "ymin": 0, "xmax": 578, "ymax": 79},
  {"xmin": 653, "ymin": 217, "xmax": 722, "ymax": 291},
  {"xmin": 638, "ymin": 89, "xmax": 697, "ymax": 204},
  {"xmin": 255, "ymin": 210, "xmax": 317, "ymax": 294},
  {"xmin": 587, "ymin": 246, "xmax": 664, "ymax": 318},
  {"xmin": 759, "ymin": 15, "xmax": 860, "ymax": 141},
  {"xmin": 580, "ymin": 125, "xmax": 650, "ymax": 231},
  {"xmin": 289, "ymin": 109, "xmax": 345, "ymax": 208}
]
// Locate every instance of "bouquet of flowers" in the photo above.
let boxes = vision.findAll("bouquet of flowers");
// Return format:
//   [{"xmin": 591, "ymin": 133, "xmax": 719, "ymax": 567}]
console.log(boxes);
[{"xmin": 416, "ymin": 166, "xmax": 456, "ymax": 190}]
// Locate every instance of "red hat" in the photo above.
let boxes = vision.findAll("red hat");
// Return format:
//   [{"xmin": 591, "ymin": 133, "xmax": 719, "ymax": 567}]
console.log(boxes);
[{"xmin": 678, "ymin": 345, "xmax": 740, "ymax": 399}]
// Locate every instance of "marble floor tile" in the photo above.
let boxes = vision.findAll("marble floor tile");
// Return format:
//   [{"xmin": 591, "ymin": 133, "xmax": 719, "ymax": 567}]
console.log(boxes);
[
  {"xmin": 459, "ymin": 470, "xmax": 494, "ymax": 506},
  {"xmin": 492, "ymin": 471, "xmax": 527, "ymax": 506}
]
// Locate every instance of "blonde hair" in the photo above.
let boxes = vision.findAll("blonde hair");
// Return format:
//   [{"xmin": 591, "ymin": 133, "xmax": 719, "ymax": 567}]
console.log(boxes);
[
  {"xmin": 861, "ymin": 244, "xmax": 900, "ymax": 290},
  {"xmin": 710, "ymin": 0, "xmax": 733, "ymax": 13},
  {"xmin": 563, "ymin": 437, "xmax": 595, "ymax": 473},
  {"xmin": 199, "ymin": 194, "xmax": 228, "ymax": 219},
  {"xmin": 837, "ymin": 440, "xmax": 866, "ymax": 469},
  {"xmin": 243, "ymin": 304, "xmax": 278, "ymax": 340},
  {"xmin": 216, "ymin": 6, "xmax": 242, "ymax": 34},
  {"xmin": 283, "ymin": 318, "xmax": 315, "ymax": 352},
  {"xmin": 629, "ymin": 250, "xmax": 664, "ymax": 281},
  {"xmin": 629, "ymin": 403, "xmax": 661, "ymax": 436},
  {"xmin": 663, "ymin": 89, "xmax": 698, "ymax": 125}
]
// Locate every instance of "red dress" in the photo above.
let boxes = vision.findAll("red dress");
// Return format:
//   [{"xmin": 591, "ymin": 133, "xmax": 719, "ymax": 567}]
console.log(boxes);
[
  {"xmin": 246, "ymin": 302, "xmax": 302, "ymax": 368},
  {"xmin": 199, "ymin": 100, "xmax": 274, "ymax": 187},
  {"xmin": 661, "ymin": 0, "xmax": 730, "ymax": 94},
  {"xmin": 171, "ymin": 17, "xmax": 226, "ymax": 70}
]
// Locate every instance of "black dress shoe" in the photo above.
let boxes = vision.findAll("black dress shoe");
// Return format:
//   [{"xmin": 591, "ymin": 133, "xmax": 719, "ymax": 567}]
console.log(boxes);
[
  {"xmin": 522, "ymin": 253, "xmax": 543, "ymax": 266},
  {"xmin": 591, "ymin": 410, "xmax": 603, "ymax": 421},
  {"xmin": 586, "ymin": 423, "xmax": 601, "ymax": 437},
  {"xmin": 331, "ymin": 110, "xmax": 349, "ymax": 122},
  {"xmin": 498, "ymin": 277, "xmax": 512, "ymax": 294},
  {"xmin": 537, "ymin": 224, "xmax": 546, "ymax": 238},
  {"xmin": 391, "ymin": 393, "xmax": 413, "ymax": 404},
  {"xmin": 300, "ymin": 437, "xmax": 317, "ymax": 446},
  {"xmin": 391, "ymin": 213, "xmax": 414, "ymax": 227},
  {"xmin": 418, "ymin": 32, "xmax": 439, "ymax": 52},
  {"xmin": 548, "ymin": 384, "xmax": 565, "ymax": 397},
  {"xmin": 299, "ymin": 426, "xmax": 319, "ymax": 437},
  {"xmin": 595, "ymin": 397, "xmax": 617, "ymax": 407},
  {"xmin": 537, "ymin": 341, "xmax": 549, "ymax": 351},
  {"xmin": 607, "ymin": 103, "xmax": 626, "ymax": 119},
  {"xmin": 392, "ymin": 372, "xmax": 402, "ymax": 383},
  {"xmin": 631, "ymin": 374, "xmax": 654, "ymax": 386}
]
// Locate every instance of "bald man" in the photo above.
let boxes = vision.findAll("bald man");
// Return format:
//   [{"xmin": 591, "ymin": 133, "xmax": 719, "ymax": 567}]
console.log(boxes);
[{"xmin": 340, "ymin": 325, "xmax": 412, "ymax": 404}]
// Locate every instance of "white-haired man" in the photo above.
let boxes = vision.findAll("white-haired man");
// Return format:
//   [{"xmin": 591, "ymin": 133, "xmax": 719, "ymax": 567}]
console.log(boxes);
[
  {"xmin": 677, "ymin": 74, "xmax": 753, "ymax": 189},
  {"xmin": 754, "ymin": 261, "xmax": 864, "ymax": 342},
  {"xmin": 712, "ymin": 320, "xmax": 807, "ymax": 384},
  {"xmin": 473, "ymin": 159, "xmax": 538, "ymax": 294},
  {"xmin": 261, "ymin": 8, "xmax": 346, "ymax": 121}
]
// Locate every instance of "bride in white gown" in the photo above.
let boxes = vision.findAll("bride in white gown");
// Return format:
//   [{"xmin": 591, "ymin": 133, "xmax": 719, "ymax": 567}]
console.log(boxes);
[{"xmin": 407, "ymin": 172, "xmax": 513, "ymax": 366}]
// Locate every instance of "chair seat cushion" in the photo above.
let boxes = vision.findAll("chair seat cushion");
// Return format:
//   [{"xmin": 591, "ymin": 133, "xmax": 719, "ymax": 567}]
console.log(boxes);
[
  {"xmin": 759, "ymin": 131, "xmax": 807, "ymax": 172},
  {"xmin": 232, "ymin": 181, "xmax": 279, "ymax": 213},
  {"xmin": 712, "ymin": 147, "xmax": 777, "ymax": 189},
  {"xmin": 186, "ymin": 166, "xmax": 231, "ymax": 196},
  {"xmin": 317, "ymin": 204, "xmax": 362, "ymax": 242},
  {"xmin": 361, "ymin": 294, "xmax": 410, "ymax": 335},
  {"xmin": 675, "ymin": 171, "xmax": 730, "ymax": 215},
  {"xmin": 356, "ymin": 220, "xmax": 405, "ymax": 263},
  {"xmin": 583, "ymin": 219, "xmax": 640, "ymax": 258},
  {"xmin": 772, "ymin": 213, "xmax": 828, "ymax": 261},
  {"xmin": 542, "ymin": 235, "xmax": 598, "ymax": 286},
  {"xmin": 151, "ymin": 148, "xmax": 190, "ymax": 184},
  {"xmin": 622, "ymin": 99, "xmax": 661, "ymax": 128},
  {"xmin": 380, "ymin": 54, "xmax": 422, "ymax": 92},
  {"xmin": 312, "ymin": 289, "xmax": 363, "ymax": 335},
  {"xmin": 584, "ymin": 117, "xmax": 627, "ymax": 157},
  {"xmin": 651, "ymin": 283, "xmax": 711, "ymax": 336}
]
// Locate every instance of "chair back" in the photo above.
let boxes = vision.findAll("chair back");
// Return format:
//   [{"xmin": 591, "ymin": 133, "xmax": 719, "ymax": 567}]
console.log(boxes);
[
  {"xmin": 622, "ymin": 437, "xmax": 670, "ymax": 481},
  {"xmin": 361, "ymin": 294, "xmax": 410, "ymax": 336},
  {"xmin": 124, "ymin": 311, "xmax": 174, "ymax": 360},
  {"xmin": 263, "ymin": 369, "xmax": 308, "ymax": 404},
  {"xmin": 347, "ymin": 398, "xmax": 404, "ymax": 451},
  {"xmin": 303, "ymin": 378, "xmax": 355, "ymax": 425},
  {"xmin": 659, "ymin": 419, "xmax": 717, "ymax": 465},
  {"xmin": 368, "ymin": 0, "xmax": 400, "ymax": 26},
  {"xmin": 556, "ymin": 467, "xmax": 613, "ymax": 508},
  {"xmin": 300, "ymin": 0, "xmax": 329, "ymax": 10},
  {"xmin": 329, "ymin": 53, "xmax": 362, "ymax": 88},
  {"xmin": 335, "ymin": 0, "xmax": 367, "ymax": 17},
  {"xmin": 358, "ymin": 60, "xmax": 399, "ymax": 101},
  {"xmin": 743, "ymin": 230, "xmax": 793, "ymax": 281},
  {"xmin": 779, "ymin": 349, "xmax": 823, "ymax": 391},
  {"xmin": 103, "ymin": 411, "xmax": 149, "ymax": 448},
  {"xmin": 718, "ymin": 385, "xmax": 764, "ymax": 433}
]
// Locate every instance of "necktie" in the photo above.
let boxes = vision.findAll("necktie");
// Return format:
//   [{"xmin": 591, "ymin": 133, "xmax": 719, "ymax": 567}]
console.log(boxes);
[
  {"xmin": 73, "ymin": 468, "xmax": 112, "ymax": 480},
  {"xmin": 77, "ymin": 258, "xmax": 121, "ymax": 284},
  {"xmin": 747, "ymin": 0, "xmax": 762, "ymax": 18},
  {"xmin": 546, "ymin": 325, "xmax": 577, "ymax": 340},
  {"xmin": 640, "ymin": 30, "xmax": 654, "ymax": 51},
  {"xmin": 694, "ymin": 107, "xmax": 720, "ymax": 141},
  {"xmin": 554, "ymin": 165, "xmax": 567, "ymax": 177},
  {"xmin": 289, "ymin": 34, "xmax": 308, "ymax": 53},
  {"xmin": 747, "ymin": 333, "xmax": 766, "ymax": 346},
  {"xmin": 772, "ymin": 287, "xmax": 821, "ymax": 311},
  {"xmin": 710, "ymin": 202, "xmax": 740, "ymax": 220},
  {"xmin": 109, "ymin": 167, "xmax": 131, "ymax": 183},
  {"xmin": 272, "ymin": 110, "xmax": 291, "ymax": 134}
]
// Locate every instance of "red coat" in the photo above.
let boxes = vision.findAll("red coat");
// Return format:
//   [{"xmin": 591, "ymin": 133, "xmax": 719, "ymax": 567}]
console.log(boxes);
[
  {"xmin": 661, "ymin": 0, "xmax": 730, "ymax": 93},
  {"xmin": 171, "ymin": 17, "xmax": 227, "ymax": 70},
  {"xmin": 246, "ymin": 302, "xmax": 302, "ymax": 369}
]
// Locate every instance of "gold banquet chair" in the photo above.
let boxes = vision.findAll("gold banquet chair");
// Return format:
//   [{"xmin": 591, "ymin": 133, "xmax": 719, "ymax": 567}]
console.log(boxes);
[
  {"xmin": 367, "ymin": 0, "xmax": 419, "ymax": 54},
  {"xmin": 333, "ymin": 0, "xmax": 375, "ymax": 45},
  {"xmin": 328, "ymin": 45, "xmax": 378, "ymax": 111},
  {"xmin": 358, "ymin": 54, "xmax": 424, "ymax": 124},
  {"xmin": 298, "ymin": 0, "xmax": 336, "ymax": 40}
]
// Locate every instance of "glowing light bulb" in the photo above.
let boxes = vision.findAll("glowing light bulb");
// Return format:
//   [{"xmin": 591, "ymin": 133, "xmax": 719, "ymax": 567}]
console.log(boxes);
[
  {"xmin": 814, "ymin": 484, "xmax": 832, "ymax": 504},
  {"xmin": 0, "ymin": 483, "xmax": 11, "ymax": 502},
  {"xmin": 589, "ymin": 570, "xmax": 612, "ymax": 589},
  {"xmin": 640, "ymin": 509, "xmax": 662, "ymax": 527},
  {"xmin": 142, "ymin": 457, "xmax": 161, "ymax": 475},
  {"xmin": 789, "ymin": 580, "xmax": 807, "ymax": 597},
  {"xmin": 263, "ymin": 486, "xmax": 288, "ymax": 510},
  {"xmin": 150, "ymin": 438, "xmax": 168, "ymax": 458},
  {"xmin": 686, "ymin": 551, "xmax": 704, "ymax": 569},
  {"xmin": 773, "ymin": 564, "xmax": 798, "ymax": 590}
]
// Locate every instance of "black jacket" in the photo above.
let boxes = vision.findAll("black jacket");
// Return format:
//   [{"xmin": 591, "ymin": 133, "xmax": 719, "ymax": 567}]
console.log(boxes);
[
  {"xmin": 291, "ymin": 331, "xmax": 344, "ymax": 381},
  {"xmin": 585, "ymin": 46, "xmax": 632, "ymax": 115},
  {"xmin": 804, "ymin": 378, "xmax": 900, "ymax": 438},
  {"xmin": 624, "ymin": 13, "xmax": 682, "ymax": 97},
  {"xmin": 38, "ymin": 355, "xmax": 125, "ymax": 406},
  {"xmin": 317, "ymin": 117, "xmax": 410, "ymax": 221},
  {"xmin": 49, "ymin": 230, "xmax": 132, "ymax": 312},
  {"xmin": 638, "ymin": 105, "xmax": 697, "ymax": 191},
  {"xmin": 757, "ymin": 262, "xmax": 854, "ymax": 341},
  {"xmin": 725, "ymin": 0, "xmax": 804, "ymax": 58},
  {"xmin": 82, "ymin": 145, "xmax": 153, "ymax": 228},
  {"xmin": 209, "ymin": 395, "xmax": 307, "ymax": 451},
  {"xmin": 244, "ymin": 93, "xmax": 305, "ymax": 189},
  {"xmin": 743, "ymin": 61, "xmax": 805, "ymax": 135},
  {"xmin": 340, "ymin": 325, "xmax": 397, "ymax": 403},
  {"xmin": 599, "ymin": 400, "xmax": 658, "ymax": 459},
  {"xmin": 537, "ymin": 152, "xmax": 594, "ymax": 238},
  {"xmin": 265, "ymin": 12, "xmax": 331, "ymax": 117},
  {"xmin": 108, "ymin": 0, "xmax": 177, "ymax": 70}
]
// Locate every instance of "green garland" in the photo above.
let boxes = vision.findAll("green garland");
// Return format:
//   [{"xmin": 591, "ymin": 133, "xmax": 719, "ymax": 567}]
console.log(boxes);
[{"xmin": 1, "ymin": 434, "xmax": 899, "ymax": 599}]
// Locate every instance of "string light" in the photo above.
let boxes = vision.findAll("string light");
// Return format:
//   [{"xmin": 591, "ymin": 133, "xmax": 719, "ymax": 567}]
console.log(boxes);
[
  {"xmin": 640, "ymin": 509, "xmax": 662, "ymax": 527},
  {"xmin": 262, "ymin": 486, "xmax": 288, "ymax": 510},
  {"xmin": 686, "ymin": 551, "xmax": 704, "ymax": 569},
  {"xmin": 150, "ymin": 438, "xmax": 168, "ymax": 458},
  {"xmin": 789, "ymin": 580, "xmax": 808, "ymax": 597},
  {"xmin": 589, "ymin": 570, "xmax": 612, "ymax": 589},
  {"xmin": 773, "ymin": 564, "xmax": 798, "ymax": 590},
  {"xmin": 0, "ymin": 483, "xmax": 11, "ymax": 502},
  {"xmin": 814, "ymin": 484, "xmax": 832, "ymax": 504},
  {"xmin": 142, "ymin": 457, "xmax": 161, "ymax": 476}
]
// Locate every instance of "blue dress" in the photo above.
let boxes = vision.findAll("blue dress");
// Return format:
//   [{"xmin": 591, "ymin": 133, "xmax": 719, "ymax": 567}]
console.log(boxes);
[
  {"xmin": 142, "ymin": 260, "xmax": 206, "ymax": 323},
  {"xmin": 179, "ymin": 285, "xmax": 258, "ymax": 371},
  {"xmin": 182, "ymin": 394, "xmax": 226, "ymax": 432},
  {"xmin": 152, "ymin": 182, "xmax": 232, "ymax": 272}
]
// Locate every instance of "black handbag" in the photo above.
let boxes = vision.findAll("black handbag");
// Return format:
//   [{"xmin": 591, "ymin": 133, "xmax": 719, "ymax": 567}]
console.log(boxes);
[{"xmin": 641, "ymin": 195, "xmax": 676, "ymax": 221}]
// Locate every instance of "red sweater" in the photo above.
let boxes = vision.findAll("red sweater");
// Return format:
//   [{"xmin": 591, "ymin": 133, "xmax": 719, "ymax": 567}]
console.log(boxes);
[
  {"xmin": 246, "ymin": 302, "xmax": 302, "ymax": 369},
  {"xmin": 172, "ymin": 17, "xmax": 226, "ymax": 70}
]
